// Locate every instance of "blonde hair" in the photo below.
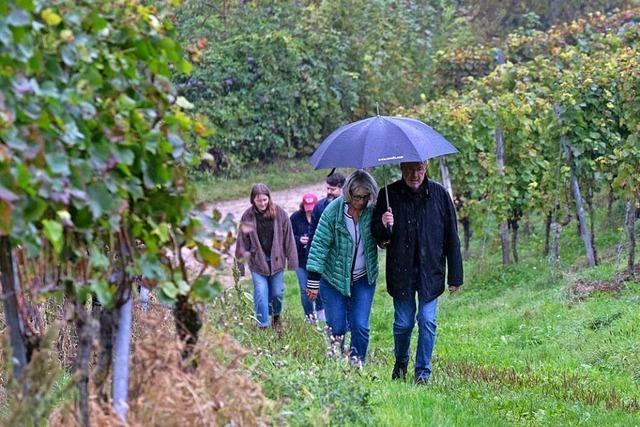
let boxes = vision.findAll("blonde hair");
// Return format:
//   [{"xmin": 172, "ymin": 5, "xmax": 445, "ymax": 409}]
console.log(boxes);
[{"xmin": 342, "ymin": 170, "xmax": 378, "ymax": 207}]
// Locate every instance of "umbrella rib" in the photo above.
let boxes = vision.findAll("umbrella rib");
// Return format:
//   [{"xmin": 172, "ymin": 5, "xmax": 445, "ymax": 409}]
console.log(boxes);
[
  {"xmin": 359, "ymin": 119, "xmax": 375, "ymax": 168},
  {"xmin": 386, "ymin": 119, "xmax": 423, "ymax": 161}
]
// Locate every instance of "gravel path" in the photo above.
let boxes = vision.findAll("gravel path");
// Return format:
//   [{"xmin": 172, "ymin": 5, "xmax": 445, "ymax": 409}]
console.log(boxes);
[
  {"xmin": 203, "ymin": 181, "xmax": 328, "ymax": 221},
  {"xmin": 185, "ymin": 181, "xmax": 328, "ymax": 288}
]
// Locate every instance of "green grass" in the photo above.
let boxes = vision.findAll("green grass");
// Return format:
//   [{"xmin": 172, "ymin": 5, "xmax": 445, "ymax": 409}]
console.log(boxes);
[
  {"xmin": 190, "ymin": 159, "xmax": 331, "ymax": 203},
  {"xmin": 210, "ymin": 205, "xmax": 640, "ymax": 426}
]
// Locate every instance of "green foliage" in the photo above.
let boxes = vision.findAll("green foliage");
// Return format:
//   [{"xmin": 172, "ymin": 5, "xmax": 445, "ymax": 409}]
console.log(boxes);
[
  {"xmin": 259, "ymin": 358, "xmax": 375, "ymax": 425},
  {"xmin": 212, "ymin": 209, "xmax": 640, "ymax": 426},
  {"xmin": 431, "ymin": 8, "xmax": 640, "ymax": 94},
  {"xmin": 401, "ymin": 8, "xmax": 640, "ymax": 264},
  {"xmin": 370, "ymin": 165, "xmax": 402, "ymax": 194},
  {"xmin": 1, "ymin": 326, "xmax": 73, "ymax": 424},
  {"xmin": 0, "ymin": 0, "xmax": 231, "ymax": 321},
  {"xmin": 174, "ymin": 0, "xmax": 456, "ymax": 173},
  {"xmin": 181, "ymin": 29, "xmax": 346, "ymax": 169},
  {"xmin": 210, "ymin": 275, "xmax": 375, "ymax": 425}
]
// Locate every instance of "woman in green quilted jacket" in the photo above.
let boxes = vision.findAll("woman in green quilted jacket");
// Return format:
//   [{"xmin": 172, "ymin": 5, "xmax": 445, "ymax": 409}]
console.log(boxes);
[{"xmin": 306, "ymin": 170, "xmax": 379, "ymax": 365}]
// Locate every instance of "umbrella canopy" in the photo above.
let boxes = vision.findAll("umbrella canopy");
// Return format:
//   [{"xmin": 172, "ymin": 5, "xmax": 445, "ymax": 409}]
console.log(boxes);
[{"xmin": 310, "ymin": 115, "xmax": 458, "ymax": 169}]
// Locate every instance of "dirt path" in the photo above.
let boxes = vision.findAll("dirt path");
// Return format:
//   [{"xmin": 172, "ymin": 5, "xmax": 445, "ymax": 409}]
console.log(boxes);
[
  {"xmin": 184, "ymin": 181, "xmax": 328, "ymax": 288},
  {"xmin": 203, "ymin": 181, "xmax": 328, "ymax": 221}
]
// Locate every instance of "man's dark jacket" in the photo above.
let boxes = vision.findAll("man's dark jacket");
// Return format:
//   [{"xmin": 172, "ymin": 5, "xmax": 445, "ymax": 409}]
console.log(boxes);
[
  {"xmin": 371, "ymin": 178, "xmax": 463, "ymax": 302},
  {"xmin": 308, "ymin": 197, "xmax": 332, "ymax": 246}
]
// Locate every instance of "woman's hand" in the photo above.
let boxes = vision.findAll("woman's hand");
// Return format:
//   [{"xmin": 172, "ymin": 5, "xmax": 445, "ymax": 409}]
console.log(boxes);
[{"xmin": 238, "ymin": 250, "xmax": 251, "ymax": 262}]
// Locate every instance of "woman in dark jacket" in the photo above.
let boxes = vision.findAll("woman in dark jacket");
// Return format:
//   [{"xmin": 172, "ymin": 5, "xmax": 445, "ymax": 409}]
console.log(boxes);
[
  {"xmin": 290, "ymin": 193, "xmax": 325, "ymax": 323},
  {"xmin": 236, "ymin": 183, "xmax": 298, "ymax": 329}
]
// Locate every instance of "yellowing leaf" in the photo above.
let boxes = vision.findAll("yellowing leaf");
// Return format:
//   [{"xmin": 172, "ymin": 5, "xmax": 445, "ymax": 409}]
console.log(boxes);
[
  {"xmin": 41, "ymin": 8, "xmax": 62, "ymax": 26},
  {"xmin": 197, "ymin": 243, "xmax": 221, "ymax": 267},
  {"xmin": 148, "ymin": 14, "xmax": 161, "ymax": 30},
  {"xmin": 194, "ymin": 121, "xmax": 207, "ymax": 136}
]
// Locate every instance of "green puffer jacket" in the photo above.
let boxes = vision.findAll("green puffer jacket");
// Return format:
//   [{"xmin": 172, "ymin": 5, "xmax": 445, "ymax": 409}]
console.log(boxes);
[{"xmin": 306, "ymin": 197, "xmax": 378, "ymax": 296}]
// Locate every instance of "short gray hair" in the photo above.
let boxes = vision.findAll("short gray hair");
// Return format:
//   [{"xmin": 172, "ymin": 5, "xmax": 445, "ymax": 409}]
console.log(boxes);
[{"xmin": 342, "ymin": 170, "xmax": 378, "ymax": 207}]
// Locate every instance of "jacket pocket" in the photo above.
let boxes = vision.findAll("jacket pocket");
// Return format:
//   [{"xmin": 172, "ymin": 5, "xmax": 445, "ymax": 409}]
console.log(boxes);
[{"xmin": 431, "ymin": 262, "xmax": 445, "ymax": 278}]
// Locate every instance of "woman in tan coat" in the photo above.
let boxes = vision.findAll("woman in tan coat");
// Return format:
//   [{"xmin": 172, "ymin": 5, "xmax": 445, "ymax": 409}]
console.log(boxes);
[{"xmin": 236, "ymin": 183, "xmax": 298, "ymax": 329}]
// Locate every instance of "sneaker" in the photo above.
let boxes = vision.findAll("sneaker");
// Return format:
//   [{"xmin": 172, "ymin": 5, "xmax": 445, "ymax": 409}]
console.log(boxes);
[
  {"xmin": 391, "ymin": 361, "xmax": 408, "ymax": 380},
  {"xmin": 327, "ymin": 334, "xmax": 344, "ymax": 359},
  {"xmin": 350, "ymin": 355, "xmax": 364, "ymax": 369}
]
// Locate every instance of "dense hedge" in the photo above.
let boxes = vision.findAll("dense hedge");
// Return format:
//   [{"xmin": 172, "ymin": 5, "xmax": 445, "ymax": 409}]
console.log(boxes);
[{"xmin": 175, "ymin": 0, "xmax": 445, "ymax": 173}]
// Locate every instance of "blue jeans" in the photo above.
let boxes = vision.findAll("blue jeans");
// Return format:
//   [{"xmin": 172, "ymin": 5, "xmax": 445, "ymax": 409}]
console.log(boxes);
[
  {"xmin": 251, "ymin": 270, "xmax": 284, "ymax": 327},
  {"xmin": 393, "ymin": 294, "xmax": 438, "ymax": 379},
  {"xmin": 295, "ymin": 268, "xmax": 323, "ymax": 317},
  {"xmin": 320, "ymin": 276, "xmax": 376, "ymax": 363}
]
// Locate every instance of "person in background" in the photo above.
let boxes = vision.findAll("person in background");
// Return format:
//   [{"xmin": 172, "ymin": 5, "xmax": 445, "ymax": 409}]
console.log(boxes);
[
  {"xmin": 309, "ymin": 172, "xmax": 346, "ymax": 246},
  {"xmin": 236, "ymin": 183, "xmax": 298, "ymax": 331},
  {"xmin": 290, "ymin": 193, "xmax": 325, "ymax": 323},
  {"xmin": 371, "ymin": 161, "xmax": 463, "ymax": 384},
  {"xmin": 306, "ymin": 170, "xmax": 379, "ymax": 366}
]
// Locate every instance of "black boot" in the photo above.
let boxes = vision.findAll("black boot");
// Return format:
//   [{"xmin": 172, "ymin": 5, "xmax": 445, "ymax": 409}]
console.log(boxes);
[{"xmin": 391, "ymin": 361, "xmax": 408, "ymax": 380}]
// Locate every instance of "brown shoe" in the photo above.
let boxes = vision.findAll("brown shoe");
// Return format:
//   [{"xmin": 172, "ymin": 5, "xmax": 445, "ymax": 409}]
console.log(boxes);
[{"xmin": 272, "ymin": 315, "xmax": 283, "ymax": 335}]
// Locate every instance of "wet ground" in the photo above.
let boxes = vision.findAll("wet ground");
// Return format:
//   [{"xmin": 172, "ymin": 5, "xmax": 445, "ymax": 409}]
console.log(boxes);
[{"xmin": 184, "ymin": 181, "xmax": 327, "ymax": 288}]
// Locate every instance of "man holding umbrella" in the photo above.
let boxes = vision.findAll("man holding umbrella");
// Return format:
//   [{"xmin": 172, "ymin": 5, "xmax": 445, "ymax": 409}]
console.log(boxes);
[{"xmin": 371, "ymin": 161, "xmax": 463, "ymax": 384}]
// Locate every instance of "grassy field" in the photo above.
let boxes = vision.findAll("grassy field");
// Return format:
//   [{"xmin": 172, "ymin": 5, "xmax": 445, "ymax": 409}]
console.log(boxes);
[
  {"xmin": 210, "ymin": 208, "xmax": 640, "ymax": 426},
  {"xmin": 4, "ymin": 194, "xmax": 636, "ymax": 426},
  {"xmin": 191, "ymin": 159, "xmax": 330, "ymax": 203}
]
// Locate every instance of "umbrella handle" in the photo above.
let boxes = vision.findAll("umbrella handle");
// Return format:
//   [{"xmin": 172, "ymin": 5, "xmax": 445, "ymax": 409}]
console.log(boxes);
[
  {"xmin": 385, "ymin": 207, "xmax": 393, "ymax": 235},
  {"xmin": 385, "ymin": 185, "xmax": 393, "ymax": 235}
]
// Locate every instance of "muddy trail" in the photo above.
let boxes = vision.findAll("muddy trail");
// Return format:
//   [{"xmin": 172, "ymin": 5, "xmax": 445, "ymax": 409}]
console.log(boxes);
[
  {"xmin": 183, "ymin": 181, "xmax": 327, "ymax": 288},
  {"xmin": 203, "ymin": 181, "xmax": 327, "ymax": 222}
]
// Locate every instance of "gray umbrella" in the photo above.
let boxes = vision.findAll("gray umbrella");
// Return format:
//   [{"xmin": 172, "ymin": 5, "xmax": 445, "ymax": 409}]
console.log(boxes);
[
  {"xmin": 310, "ymin": 114, "xmax": 458, "ymax": 232},
  {"xmin": 310, "ymin": 115, "xmax": 458, "ymax": 170}
]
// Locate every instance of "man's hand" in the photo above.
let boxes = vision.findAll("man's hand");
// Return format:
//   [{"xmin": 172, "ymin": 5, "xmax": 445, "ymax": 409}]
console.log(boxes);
[
  {"xmin": 306, "ymin": 288, "xmax": 319, "ymax": 301},
  {"xmin": 382, "ymin": 211, "xmax": 394, "ymax": 227},
  {"xmin": 449, "ymin": 285, "xmax": 461, "ymax": 294},
  {"xmin": 300, "ymin": 235, "xmax": 309, "ymax": 245}
]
